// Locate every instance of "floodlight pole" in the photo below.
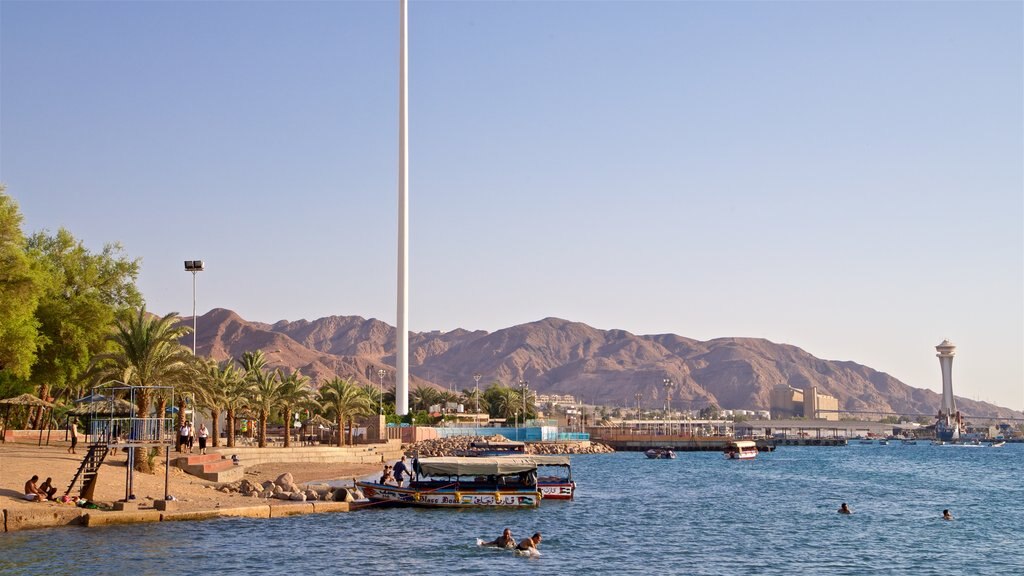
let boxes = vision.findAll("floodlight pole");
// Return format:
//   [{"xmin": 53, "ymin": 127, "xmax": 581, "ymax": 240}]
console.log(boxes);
[{"xmin": 183, "ymin": 260, "xmax": 205, "ymax": 355}]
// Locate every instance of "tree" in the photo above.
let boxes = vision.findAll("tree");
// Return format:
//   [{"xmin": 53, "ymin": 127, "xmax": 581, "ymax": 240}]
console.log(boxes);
[
  {"xmin": 277, "ymin": 369, "xmax": 312, "ymax": 448},
  {"xmin": 197, "ymin": 359, "xmax": 245, "ymax": 448},
  {"xmin": 87, "ymin": 308, "xmax": 193, "ymax": 472},
  {"xmin": 0, "ymin": 188, "xmax": 45, "ymax": 380},
  {"xmin": 460, "ymin": 388, "xmax": 488, "ymax": 415},
  {"xmin": 410, "ymin": 385, "xmax": 443, "ymax": 413},
  {"xmin": 27, "ymin": 227, "xmax": 142, "ymax": 411},
  {"xmin": 241, "ymin": 351, "xmax": 282, "ymax": 448},
  {"xmin": 317, "ymin": 377, "xmax": 371, "ymax": 446},
  {"xmin": 698, "ymin": 404, "xmax": 721, "ymax": 420}
]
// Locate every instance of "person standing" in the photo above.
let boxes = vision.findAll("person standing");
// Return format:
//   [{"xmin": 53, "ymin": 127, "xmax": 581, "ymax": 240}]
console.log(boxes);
[
  {"xmin": 68, "ymin": 420, "xmax": 78, "ymax": 455},
  {"xmin": 179, "ymin": 421, "xmax": 191, "ymax": 453},
  {"xmin": 198, "ymin": 424, "xmax": 209, "ymax": 455},
  {"xmin": 392, "ymin": 456, "xmax": 411, "ymax": 487}
]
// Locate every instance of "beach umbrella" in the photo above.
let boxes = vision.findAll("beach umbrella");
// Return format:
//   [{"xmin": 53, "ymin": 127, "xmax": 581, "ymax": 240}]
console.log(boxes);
[{"xmin": 0, "ymin": 393, "xmax": 56, "ymax": 446}]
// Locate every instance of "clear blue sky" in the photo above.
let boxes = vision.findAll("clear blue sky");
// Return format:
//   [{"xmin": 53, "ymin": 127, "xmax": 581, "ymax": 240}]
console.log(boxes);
[{"xmin": 2, "ymin": 1, "xmax": 1021, "ymax": 411}]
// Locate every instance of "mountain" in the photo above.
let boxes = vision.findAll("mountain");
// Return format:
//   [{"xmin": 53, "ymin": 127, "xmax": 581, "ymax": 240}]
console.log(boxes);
[{"xmin": 182, "ymin": 309, "xmax": 1022, "ymax": 420}]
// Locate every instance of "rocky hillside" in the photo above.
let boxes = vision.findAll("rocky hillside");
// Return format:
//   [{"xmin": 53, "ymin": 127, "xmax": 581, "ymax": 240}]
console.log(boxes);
[{"xmin": 182, "ymin": 309, "xmax": 1021, "ymax": 419}]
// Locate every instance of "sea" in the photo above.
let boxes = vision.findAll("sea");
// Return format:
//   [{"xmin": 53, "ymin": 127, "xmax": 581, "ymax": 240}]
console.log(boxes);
[{"xmin": 1, "ymin": 443, "xmax": 1021, "ymax": 575}]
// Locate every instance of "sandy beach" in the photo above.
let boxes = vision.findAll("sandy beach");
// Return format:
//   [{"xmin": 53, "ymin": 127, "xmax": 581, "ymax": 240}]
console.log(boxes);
[{"xmin": 1, "ymin": 440, "xmax": 381, "ymax": 530}]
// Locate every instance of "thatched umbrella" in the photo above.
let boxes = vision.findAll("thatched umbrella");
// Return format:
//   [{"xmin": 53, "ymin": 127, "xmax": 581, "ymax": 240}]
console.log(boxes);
[
  {"xmin": 303, "ymin": 414, "xmax": 334, "ymax": 444},
  {"xmin": 0, "ymin": 393, "xmax": 56, "ymax": 446}
]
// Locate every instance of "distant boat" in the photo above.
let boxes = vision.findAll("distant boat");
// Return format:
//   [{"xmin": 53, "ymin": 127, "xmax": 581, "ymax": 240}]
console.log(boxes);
[
  {"xmin": 989, "ymin": 441, "xmax": 1006, "ymax": 448},
  {"xmin": 645, "ymin": 448, "xmax": 676, "ymax": 459},
  {"xmin": 901, "ymin": 439, "xmax": 918, "ymax": 445},
  {"xmin": 878, "ymin": 440, "xmax": 889, "ymax": 445},
  {"xmin": 724, "ymin": 441, "xmax": 758, "ymax": 460},
  {"xmin": 932, "ymin": 440, "xmax": 946, "ymax": 446},
  {"xmin": 858, "ymin": 440, "xmax": 874, "ymax": 445}
]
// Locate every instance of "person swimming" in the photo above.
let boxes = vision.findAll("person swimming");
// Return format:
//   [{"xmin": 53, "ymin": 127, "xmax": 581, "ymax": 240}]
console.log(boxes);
[
  {"xmin": 516, "ymin": 532, "xmax": 542, "ymax": 553},
  {"xmin": 942, "ymin": 509, "xmax": 953, "ymax": 521},
  {"xmin": 481, "ymin": 528, "xmax": 516, "ymax": 548},
  {"xmin": 838, "ymin": 503, "xmax": 852, "ymax": 514}
]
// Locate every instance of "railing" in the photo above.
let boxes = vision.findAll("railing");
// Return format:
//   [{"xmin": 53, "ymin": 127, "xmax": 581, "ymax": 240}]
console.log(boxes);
[{"xmin": 88, "ymin": 417, "xmax": 174, "ymax": 445}]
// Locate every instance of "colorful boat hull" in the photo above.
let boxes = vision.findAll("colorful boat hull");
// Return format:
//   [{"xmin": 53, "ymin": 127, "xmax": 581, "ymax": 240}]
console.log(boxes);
[{"xmin": 355, "ymin": 481, "xmax": 541, "ymax": 508}]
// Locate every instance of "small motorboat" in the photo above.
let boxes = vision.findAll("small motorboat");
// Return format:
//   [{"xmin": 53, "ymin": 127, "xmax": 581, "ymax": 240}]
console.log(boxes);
[
  {"xmin": 989, "ymin": 441, "xmax": 1006, "ymax": 448},
  {"xmin": 645, "ymin": 448, "xmax": 676, "ymax": 459}
]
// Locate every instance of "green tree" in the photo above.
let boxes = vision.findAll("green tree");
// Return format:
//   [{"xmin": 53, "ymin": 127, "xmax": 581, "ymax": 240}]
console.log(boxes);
[
  {"xmin": 277, "ymin": 369, "xmax": 312, "ymax": 448},
  {"xmin": 27, "ymin": 227, "xmax": 142, "ymax": 410},
  {"xmin": 460, "ymin": 388, "xmax": 488, "ymax": 415},
  {"xmin": 197, "ymin": 358, "xmax": 245, "ymax": 448},
  {"xmin": 240, "ymin": 350, "xmax": 282, "ymax": 448},
  {"xmin": 87, "ymin": 308, "xmax": 193, "ymax": 472},
  {"xmin": 0, "ymin": 188, "xmax": 45, "ymax": 381},
  {"xmin": 317, "ymin": 377, "xmax": 372, "ymax": 446}
]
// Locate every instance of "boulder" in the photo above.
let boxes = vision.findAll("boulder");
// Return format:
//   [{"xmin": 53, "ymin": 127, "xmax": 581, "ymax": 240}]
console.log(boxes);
[
  {"xmin": 274, "ymin": 473, "xmax": 294, "ymax": 488},
  {"xmin": 289, "ymin": 492, "xmax": 307, "ymax": 502}
]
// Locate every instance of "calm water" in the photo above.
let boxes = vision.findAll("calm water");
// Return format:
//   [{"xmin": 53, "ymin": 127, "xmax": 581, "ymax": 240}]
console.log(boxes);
[{"xmin": 2, "ymin": 444, "xmax": 1022, "ymax": 575}]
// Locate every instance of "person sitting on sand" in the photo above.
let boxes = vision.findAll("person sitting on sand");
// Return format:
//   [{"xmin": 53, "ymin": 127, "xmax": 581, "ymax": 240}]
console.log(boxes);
[
  {"xmin": 38, "ymin": 477, "xmax": 58, "ymax": 500},
  {"xmin": 482, "ymin": 528, "xmax": 516, "ymax": 549},
  {"xmin": 516, "ymin": 532, "xmax": 542, "ymax": 552},
  {"xmin": 838, "ymin": 503, "xmax": 852, "ymax": 514},
  {"xmin": 943, "ymin": 509, "xmax": 953, "ymax": 521},
  {"xmin": 24, "ymin": 475, "xmax": 47, "ymax": 502}
]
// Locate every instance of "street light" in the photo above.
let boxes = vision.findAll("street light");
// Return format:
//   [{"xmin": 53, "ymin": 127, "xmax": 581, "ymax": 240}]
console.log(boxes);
[
  {"xmin": 183, "ymin": 260, "xmax": 204, "ymax": 355},
  {"xmin": 473, "ymin": 372, "xmax": 482, "ymax": 419},
  {"xmin": 377, "ymin": 369, "xmax": 386, "ymax": 416},
  {"xmin": 663, "ymin": 378, "xmax": 675, "ymax": 421},
  {"xmin": 519, "ymin": 379, "xmax": 529, "ymax": 427}
]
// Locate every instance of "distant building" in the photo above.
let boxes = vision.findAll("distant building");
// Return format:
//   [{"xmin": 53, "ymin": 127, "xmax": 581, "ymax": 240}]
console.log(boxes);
[
  {"xmin": 770, "ymin": 384, "xmax": 839, "ymax": 421},
  {"xmin": 537, "ymin": 394, "xmax": 577, "ymax": 405}
]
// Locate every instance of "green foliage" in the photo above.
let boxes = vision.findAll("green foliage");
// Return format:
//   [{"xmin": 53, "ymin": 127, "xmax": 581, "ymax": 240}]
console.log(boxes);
[
  {"xmin": 0, "ymin": 188, "xmax": 45, "ymax": 380},
  {"xmin": 26, "ymin": 227, "xmax": 142, "ymax": 402},
  {"xmin": 317, "ymin": 377, "xmax": 372, "ymax": 446},
  {"xmin": 698, "ymin": 404, "xmax": 721, "ymax": 419},
  {"xmin": 482, "ymin": 383, "xmax": 536, "ymax": 421}
]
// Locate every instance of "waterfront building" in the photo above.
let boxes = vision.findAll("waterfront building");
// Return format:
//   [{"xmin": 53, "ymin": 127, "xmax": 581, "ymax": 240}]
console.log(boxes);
[{"xmin": 770, "ymin": 384, "xmax": 839, "ymax": 420}]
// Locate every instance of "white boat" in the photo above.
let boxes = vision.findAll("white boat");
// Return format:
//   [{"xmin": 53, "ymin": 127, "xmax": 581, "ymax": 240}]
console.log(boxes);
[
  {"xmin": 645, "ymin": 448, "xmax": 676, "ymax": 459},
  {"xmin": 724, "ymin": 440, "xmax": 758, "ymax": 460}
]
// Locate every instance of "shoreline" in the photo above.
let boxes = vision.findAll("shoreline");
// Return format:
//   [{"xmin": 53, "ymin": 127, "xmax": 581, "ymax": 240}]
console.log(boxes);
[{"xmin": 1, "ymin": 442, "xmax": 384, "ymax": 533}]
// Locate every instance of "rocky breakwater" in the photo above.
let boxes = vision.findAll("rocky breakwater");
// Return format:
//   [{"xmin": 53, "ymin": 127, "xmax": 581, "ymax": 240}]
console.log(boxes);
[
  {"xmin": 404, "ymin": 435, "xmax": 614, "ymax": 457},
  {"xmin": 213, "ymin": 472, "xmax": 365, "ymax": 503}
]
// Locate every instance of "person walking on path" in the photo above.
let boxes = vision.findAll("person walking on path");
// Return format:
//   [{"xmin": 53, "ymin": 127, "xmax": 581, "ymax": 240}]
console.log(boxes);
[
  {"xmin": 179, "ymin": 421, "xmax": 192, "ymax": 454},
  {"xmin": 198, "ymin": 424, "xmax": 209, "ymax": 455}
]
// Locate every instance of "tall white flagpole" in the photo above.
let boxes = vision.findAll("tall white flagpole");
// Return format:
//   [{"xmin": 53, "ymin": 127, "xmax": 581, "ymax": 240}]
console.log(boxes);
[{"xmin": 396, "ymin": 0, "xmax": 410, "ymax": 415}]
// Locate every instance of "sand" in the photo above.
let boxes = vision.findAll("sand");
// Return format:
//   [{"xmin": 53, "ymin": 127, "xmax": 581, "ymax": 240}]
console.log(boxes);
[{"xmin": 0, "ymin": 441, "xmax": 380, "ymax": 515}]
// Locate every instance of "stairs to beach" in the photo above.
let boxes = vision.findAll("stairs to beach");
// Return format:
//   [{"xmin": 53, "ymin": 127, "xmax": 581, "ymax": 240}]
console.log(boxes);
[{"xmin": 174, "ymin": 453, "xmax": 245, "ymax": 483}]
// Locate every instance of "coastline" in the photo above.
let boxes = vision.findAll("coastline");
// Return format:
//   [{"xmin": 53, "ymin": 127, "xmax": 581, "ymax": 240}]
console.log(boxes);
[{"xmin": 1, "ymin": 442, "xmax": 382, "ymax": 533}]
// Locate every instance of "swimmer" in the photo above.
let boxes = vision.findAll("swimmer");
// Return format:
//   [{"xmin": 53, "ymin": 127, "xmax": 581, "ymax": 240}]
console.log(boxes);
[
  {"xmin": 942, "ymin": 509, "xmax": 953, "ymax": 521},
  {"xmin": 838, "ymin": 503, "xmax": 852, "ymax": 514},
  {"xmin": 516, "ymin": 531, "xmax": 542, "ymax": 553},
  {"xmin": 480, "ymin": 528, "xmax": 516, "ymax": 548}
]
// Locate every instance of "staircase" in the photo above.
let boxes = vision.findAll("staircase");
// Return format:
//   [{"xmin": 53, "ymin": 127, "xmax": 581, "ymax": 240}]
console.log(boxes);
[
  {"xmin": 65, "ymin": 442, "xmax": 109, "ymax": 499},
  {"xmin": 174, "ymin": 453, "xmax": 245, "ymax": 483}
]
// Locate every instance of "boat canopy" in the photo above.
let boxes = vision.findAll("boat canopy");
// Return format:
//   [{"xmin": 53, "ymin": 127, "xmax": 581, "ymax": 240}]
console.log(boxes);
[
  {"xmin": 417, "ymin": 456, "xmax": 538, "ymax": 477},
  {"xmin": 525, "ymin": 455, "xmax": 571, "ymax": 467},
  {"xmin": 728, "ymin": 441, "xmax": 757, "ymax": 449}
]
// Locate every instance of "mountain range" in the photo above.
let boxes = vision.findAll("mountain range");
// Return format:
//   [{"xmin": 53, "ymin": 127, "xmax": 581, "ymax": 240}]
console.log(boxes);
[{"xmin": 182, "ymin": 308, "xmax": 1022, "ymax": 420}]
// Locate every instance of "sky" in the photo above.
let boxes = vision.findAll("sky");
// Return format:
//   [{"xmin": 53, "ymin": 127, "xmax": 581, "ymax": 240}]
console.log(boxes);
[{"xmin": 1, "ymin": 1, "xmax": 1021, "ymax": 411}]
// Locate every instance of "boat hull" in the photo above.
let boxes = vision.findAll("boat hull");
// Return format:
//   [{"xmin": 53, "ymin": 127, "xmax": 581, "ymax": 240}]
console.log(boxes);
[
  {"xmin": 355, "ymin": 481, "xmax": 541, "ymax": 508},
  {"xmin": 539, "ymin": 481, "xmax": 575, "ymax": 500}
]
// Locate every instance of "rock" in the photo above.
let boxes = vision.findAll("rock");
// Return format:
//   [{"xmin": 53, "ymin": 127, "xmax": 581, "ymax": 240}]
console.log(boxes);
[
  {"xmin": 275, "ymin": 473, "xmax": 294, "ymax": 488},
  {"xmin": 260, "ymin": 489, "xmax": 274, "ymax": 498},
  {"xmin": 289, "ymin": 492, "xmax": 307, "ymax": 501},
  {"xmin": 272, "ymin": 485, "xmax": 284, "ymax": 495},
  {"xmin": 304, "ymin": 489, "xmax": 319, "ymax": 501},
  {"xmin": 261, "ymin": 480, "xmax": 275, "ymax": 491},
  {"xmin": 274, "ymin": 492, "xmax": 292, "ymax": 500}
]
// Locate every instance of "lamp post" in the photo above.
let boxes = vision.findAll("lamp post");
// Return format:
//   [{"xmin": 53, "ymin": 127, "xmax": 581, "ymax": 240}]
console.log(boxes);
[
  {"xmin": 473, "ymin": 372, "xmax": 482, "ymax": 419},
  {"xmin": 377, "ymin": 369, "xmax": 386, "ymax": 416},
  {"xmin": 183, "ymin": 260, "xmax": 204, "ymax": 355},
  {"xmin": 519, "ymin": 379, "xmax": 529, "ymax": 427},
  {"xmin": 663, "ymin": 378, "xmax": 675, "ymax": 425}
]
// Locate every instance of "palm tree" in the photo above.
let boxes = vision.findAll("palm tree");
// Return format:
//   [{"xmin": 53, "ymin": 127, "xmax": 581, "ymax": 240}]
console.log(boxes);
[
  {"xmin": 277, "ymin": 369, "xmax": 312, "ymax": 448},
  {"xmin": 248, "ymin": 366, "xmax": 282, "ymax": 448},
  {"xmin": 485, "ymin": 384, "xmax": 520, "ymax": 422},
  {"xmin": 197, "ymin": 359, "xmax": 245, "ymax": 448},
  {"xmin": 87, "ymin": 308, "xmax": 193, "ymax": 472},
  {"xmin": 460, "ymin": 388, "xmax": 488, "ymax": 415},
  {"xmin": 221, "ymin": 364, "xmax": 253, "ymax": 448},
  {"xmin": 317, "ymin": 377, "xmax": 372, "ymax": 446},
  {"xmin": 410, "ymin": 385, "xmax": 443, "ymax": 413}
]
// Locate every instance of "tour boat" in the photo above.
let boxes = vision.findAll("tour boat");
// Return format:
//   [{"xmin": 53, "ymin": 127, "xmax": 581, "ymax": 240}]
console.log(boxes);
[
  {"xmin": 355, "ymin": 457, "xmax": 541, "ymax": 508},
  {"xmin": 530, "ymin": 455, "xmax": 576, "ymax": 500},
  {"xmin": 724, "ymin": 440, "xmax": 758, "ymax": 460},
  {"xmin": 645, "ymin": 448, "xmax": 676, "ymax": 459}
]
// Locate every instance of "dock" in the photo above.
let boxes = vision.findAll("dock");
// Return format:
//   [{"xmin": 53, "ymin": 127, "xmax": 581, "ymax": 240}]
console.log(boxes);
[{"xmin": 589, "ymin": 433, "xmax": 776, "ymax": 453}]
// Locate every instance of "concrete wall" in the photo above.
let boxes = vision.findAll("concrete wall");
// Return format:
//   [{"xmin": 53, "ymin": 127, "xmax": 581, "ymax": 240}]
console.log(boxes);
[{"xmin": 218, "ymin": 441, "xmax": 404, "ymax": 467}]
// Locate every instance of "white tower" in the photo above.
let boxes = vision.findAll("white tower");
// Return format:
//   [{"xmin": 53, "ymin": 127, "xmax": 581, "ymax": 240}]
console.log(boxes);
[
  {"xmin": 935, "ymin": 339, "xmax": 960, "ymax": 441},
  {"xmin": 395, "ymin": 0, "xmax": 410, "ymax": 415}
]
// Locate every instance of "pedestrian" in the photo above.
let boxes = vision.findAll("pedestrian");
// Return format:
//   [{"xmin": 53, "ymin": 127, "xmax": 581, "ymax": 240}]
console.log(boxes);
[
  {"xmin": 68, "ymin": 420, "xmax": 78, "ymax": 455},
  {"xmin": 198, "ymin": 423, "xmax": 209, "ymax": 455},
  {"xmin": 187, "ymin": 422, "xmax": 195, "ymax": 454},
  {"xmin": 179, "ymin": 421, "xmax": 191, "ymax": 453}
]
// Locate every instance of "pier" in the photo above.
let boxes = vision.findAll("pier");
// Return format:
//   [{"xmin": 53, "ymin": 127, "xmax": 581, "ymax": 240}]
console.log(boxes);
[{"xmin": 588, "ymin": 432, "xmax": 776, "ymax": 453}]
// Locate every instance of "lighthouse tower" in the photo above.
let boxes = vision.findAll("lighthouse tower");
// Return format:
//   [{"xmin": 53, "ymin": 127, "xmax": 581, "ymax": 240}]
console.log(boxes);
[{"xmin": 935, "ymin": 340, "xmax": 961, "ymax": 441}]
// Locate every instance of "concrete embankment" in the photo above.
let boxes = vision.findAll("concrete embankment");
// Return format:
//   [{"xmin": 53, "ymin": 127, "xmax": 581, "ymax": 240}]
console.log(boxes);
[{"xmin": 3, "ymin": 501, "xmax": 353, "ymax": 532}]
